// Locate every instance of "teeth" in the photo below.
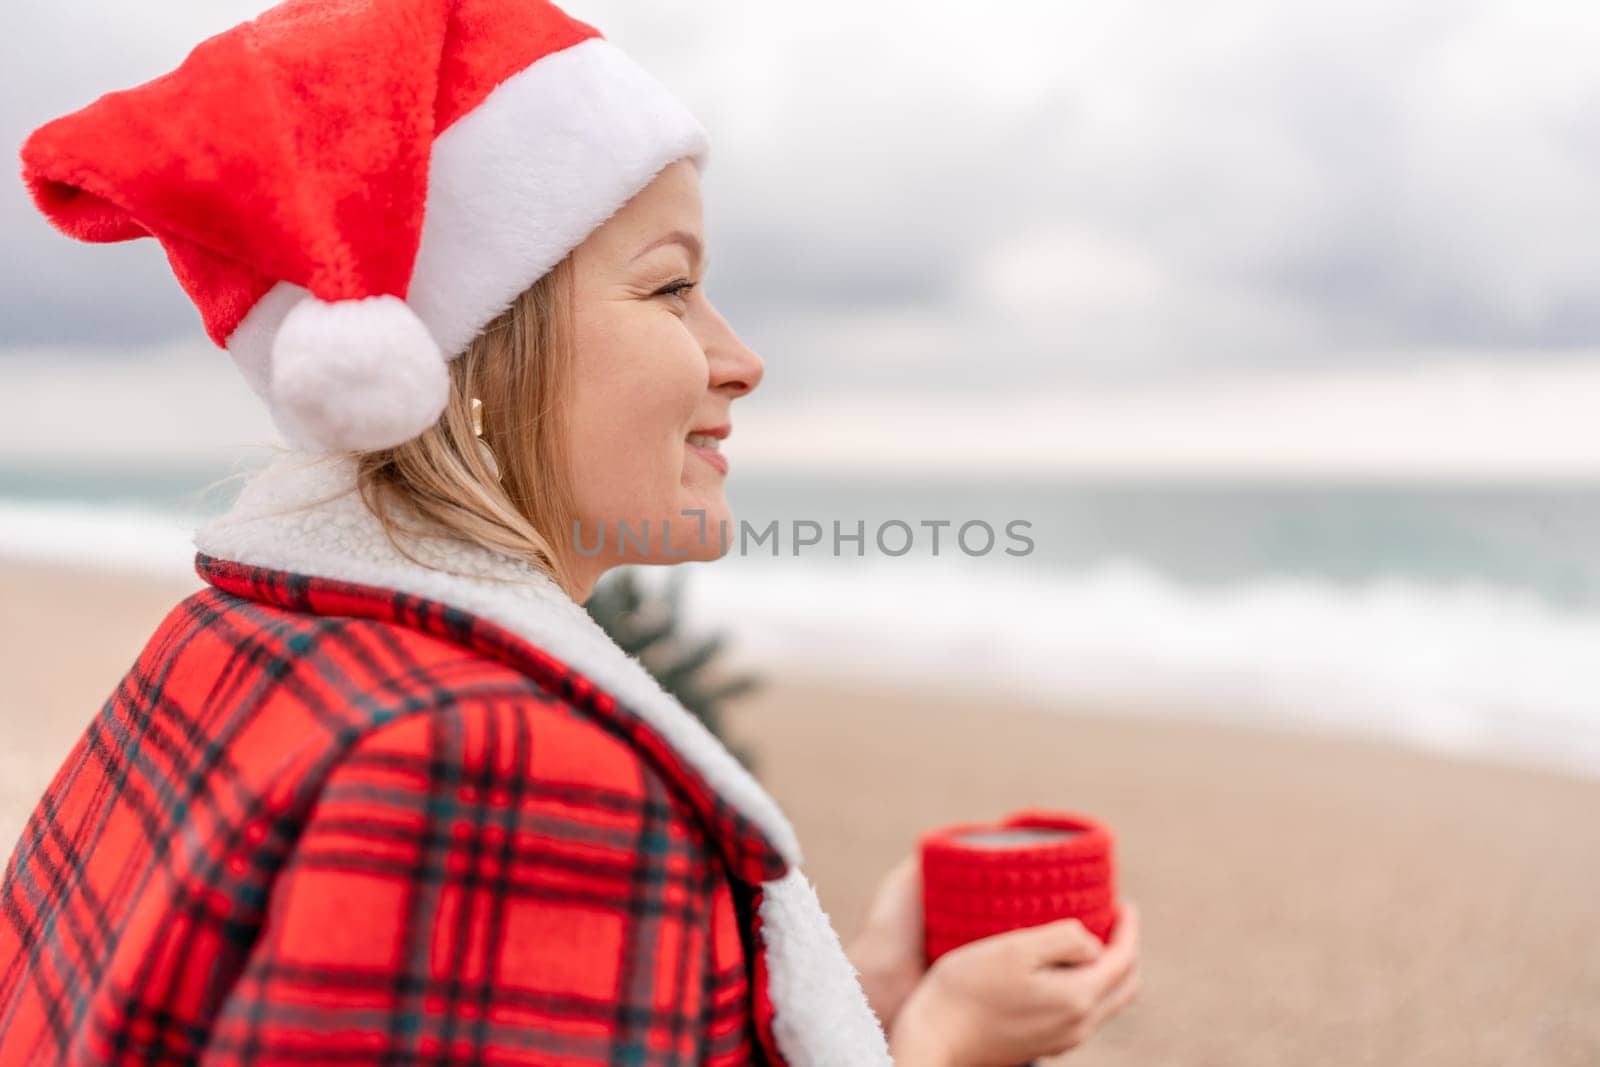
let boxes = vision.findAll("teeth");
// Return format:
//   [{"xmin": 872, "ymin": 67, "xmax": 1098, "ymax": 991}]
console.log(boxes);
[{"xmin": 687, "ymin": 433, "xmax": 721, "ymax": 450}]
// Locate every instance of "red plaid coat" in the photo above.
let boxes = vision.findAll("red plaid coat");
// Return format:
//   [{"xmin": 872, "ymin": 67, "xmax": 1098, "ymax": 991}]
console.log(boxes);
[{"xmin": 0, "ymin": 554, "xmax": 795, "ymax": 1065}]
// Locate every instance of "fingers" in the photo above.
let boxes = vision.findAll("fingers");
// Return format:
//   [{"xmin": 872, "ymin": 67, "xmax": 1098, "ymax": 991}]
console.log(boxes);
[
  {"xmin": 1039, "ymin": 902, "xmax": 1142, "ymax": 1051},
  {"xmin": 863, "ymin": 853, "xmax": 922, "ymax": 922},
  {"xmin": 1054, "ymin": 954, "xmax": 1140, "ymax": 1053},
  {"xmin": 1084, "ymin": 950, "xmax": 1141, "ymax": 1031},
  {"xmin": 1090, "ymin": 900, "xmax": 1139, "ymax": 975},
  {"xmin": 1039, "ymin": 901, "xmax": 1139, "ymax": 994},
  {"xmin": 1081, "ymin": 902, "xmax": 1139, "ymax": 1006},
  {"xmin": 1026, "ymin": 916, "xmax": 1104, "ymax": 968},
  {"xmin": 1097, "ymin": 900, "xmax": 1139, "ymax": 967},
  {"xmin": 872, "ymin": 853, "xmax": 915, "ymax": 895},
  {"xmin": 887, "ymin": 854, "xmax": 923, "ymax": 906},
  {"xmin": 883, "ymin": 852, "xmax": 918, "ymax": 883}
]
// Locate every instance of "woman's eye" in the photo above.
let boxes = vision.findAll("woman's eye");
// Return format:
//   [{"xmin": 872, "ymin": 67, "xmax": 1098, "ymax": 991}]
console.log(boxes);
[{"xmin": 655, "ymin": 279, "xmax": 697, "ymax": 300}]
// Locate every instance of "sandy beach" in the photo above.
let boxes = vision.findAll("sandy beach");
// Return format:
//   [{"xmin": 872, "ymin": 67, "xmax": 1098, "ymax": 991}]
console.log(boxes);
[{"xmin": 2, "ymin": 557, "xmax": 1597, "ymax": 1065}]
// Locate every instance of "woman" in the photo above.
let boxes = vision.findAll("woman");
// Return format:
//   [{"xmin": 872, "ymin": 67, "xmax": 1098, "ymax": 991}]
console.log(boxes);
[{"xmin": 0, "ymin": 1, "xmax": 1139, "ymax": 1064}]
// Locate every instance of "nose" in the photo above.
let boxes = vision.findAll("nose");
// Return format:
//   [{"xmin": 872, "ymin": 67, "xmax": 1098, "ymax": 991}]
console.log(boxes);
[{"xmin": 702, "ymin": 298, "xmax": 764, "ymax": 397}]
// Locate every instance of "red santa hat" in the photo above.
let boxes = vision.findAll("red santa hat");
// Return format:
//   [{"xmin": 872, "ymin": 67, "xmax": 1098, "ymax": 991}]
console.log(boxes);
[{"xmin": 19, "ymin": 0, "xmax": 708, "ymax": 452}]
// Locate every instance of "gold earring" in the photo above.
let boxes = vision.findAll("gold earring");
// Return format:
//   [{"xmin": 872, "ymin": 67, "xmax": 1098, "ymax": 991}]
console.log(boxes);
[{"xmin": 470, "ymin": 397, "xmax": 502, "ymax": 484}]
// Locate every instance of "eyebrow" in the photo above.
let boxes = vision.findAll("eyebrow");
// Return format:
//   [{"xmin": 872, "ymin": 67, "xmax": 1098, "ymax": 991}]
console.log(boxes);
[{"xmin": 631, "ymin": 228, "xmax": 705, "ymax": 266}]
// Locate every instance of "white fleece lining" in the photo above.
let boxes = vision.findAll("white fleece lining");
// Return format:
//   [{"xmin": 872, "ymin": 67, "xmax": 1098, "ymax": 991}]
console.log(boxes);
[
  {"xmin": 761, "ymin": 867, "xmax": 897, "ymax": 1066},
  {"xmin": 191, "ymin": 452, "xmax": 893, "ymax": 1066},
  {"xmin": 224, "ymin": 36, "xmax": 710, "ymax": 448}
]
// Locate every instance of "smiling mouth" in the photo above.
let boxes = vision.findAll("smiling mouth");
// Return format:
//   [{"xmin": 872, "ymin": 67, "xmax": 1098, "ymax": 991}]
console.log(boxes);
[
  {"xmin": 685, "ymin": 432, "xmax": 730, "ymax": 474},
  {"xmin": 685, "ymin": 432, "xmax": 722, "ymax": 451}
]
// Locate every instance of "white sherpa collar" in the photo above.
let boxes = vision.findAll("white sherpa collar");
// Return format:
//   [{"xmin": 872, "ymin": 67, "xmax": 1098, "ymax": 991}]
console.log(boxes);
[
  {"xmin": 191, "ymin": 450, "xmax": 893, "ymax": 1067},
  {"xmin": 195, "ymin": 448, "xmax": 800, "ymax": 864}
]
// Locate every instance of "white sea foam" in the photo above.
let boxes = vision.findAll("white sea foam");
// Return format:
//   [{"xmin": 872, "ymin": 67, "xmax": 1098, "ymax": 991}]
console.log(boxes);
[
  {"xmin": 0, "ymin": 499, "xmax": 201, "ymax": 580},
  {"xmin": 676, "ymin": 555, "xmax": 1600, "ymax": 781},
  {"xmin": 5, "ymin": 497, "xmax": 1599, "ymax": 780}
]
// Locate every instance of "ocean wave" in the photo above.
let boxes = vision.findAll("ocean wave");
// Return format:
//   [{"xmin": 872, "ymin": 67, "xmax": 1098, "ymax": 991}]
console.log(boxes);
[
  {"xmin": 0, "ymin": 498, "xmax": 202, "ymax": 579},
  {"xmin": 678, "ymin": 555, "xmax": 1600, "ymax": 780},
  {"xmin": 5, "ymin": 497, "xmax": 1599, "ymax": 779}
]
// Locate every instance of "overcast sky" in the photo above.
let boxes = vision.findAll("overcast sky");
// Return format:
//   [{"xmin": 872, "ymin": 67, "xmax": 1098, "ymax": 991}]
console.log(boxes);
[{"xmin": 3, "ymin": 0, "xmax": 1600, "ymax": 458}]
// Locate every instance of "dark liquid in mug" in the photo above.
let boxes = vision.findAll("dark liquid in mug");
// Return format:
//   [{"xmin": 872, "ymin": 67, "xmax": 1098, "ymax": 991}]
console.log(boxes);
[{"xmin": 951, "ymin": 828, "xmax": 1082, "ymax": 850}]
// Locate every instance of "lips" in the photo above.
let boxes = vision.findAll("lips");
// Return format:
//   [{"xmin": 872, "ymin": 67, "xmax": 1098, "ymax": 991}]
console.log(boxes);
[
  {"xmin": 685, "ymin": 431, "xmax": 722, "ymax": 450},
  {"xmin": 685, "ymin": 427, "xmax": 730, "ymax": 474}
]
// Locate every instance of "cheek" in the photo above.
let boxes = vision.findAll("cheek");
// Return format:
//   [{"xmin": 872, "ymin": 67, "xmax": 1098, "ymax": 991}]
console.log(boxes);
[{"xmin": 567, "ymin": 315, "xmax": 706, "ymax": 520}]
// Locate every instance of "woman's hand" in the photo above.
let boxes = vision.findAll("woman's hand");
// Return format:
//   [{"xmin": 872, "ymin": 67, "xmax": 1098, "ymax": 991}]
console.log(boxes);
[
  {"xmin": 846, "ymin": 853, "xmax": 927, "ymax": 1034},
  {"xmin": 887, "ymin": 902, "xmax": 1141, "ymax": 1067}
]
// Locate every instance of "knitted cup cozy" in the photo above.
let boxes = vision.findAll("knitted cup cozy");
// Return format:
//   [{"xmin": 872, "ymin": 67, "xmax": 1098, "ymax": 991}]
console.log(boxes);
[{"xmin": 919, "ymin": 808, "xmax": 1119, "ymax": 965}]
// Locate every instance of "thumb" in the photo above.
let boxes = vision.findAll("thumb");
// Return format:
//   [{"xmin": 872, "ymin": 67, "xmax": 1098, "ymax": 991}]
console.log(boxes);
[
  {"xmin": 886, "ymin": 851, "xmax": 921, "ymax": 890},
  {"xmin": 875, "ymin": 853, "xmax": 921, "ymax": 905},
  {"xmin": 1021, "ymin": 916, "xmax": 1104, "ymax": 968},
  {"xmin": 861, "ymin": 853, "xmax": 922, "ymax": 929}
]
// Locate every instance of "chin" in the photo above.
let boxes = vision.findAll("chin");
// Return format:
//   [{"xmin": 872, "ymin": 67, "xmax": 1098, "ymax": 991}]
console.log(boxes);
[{"xmin": 662, "ymin": 495, "xmax": 734, "ymax": 562}]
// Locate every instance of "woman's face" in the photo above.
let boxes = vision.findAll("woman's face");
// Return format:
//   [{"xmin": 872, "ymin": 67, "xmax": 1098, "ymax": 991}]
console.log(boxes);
[{"xmin": 565, "ymin": 158, "xmax": 764, "ymax": 598}]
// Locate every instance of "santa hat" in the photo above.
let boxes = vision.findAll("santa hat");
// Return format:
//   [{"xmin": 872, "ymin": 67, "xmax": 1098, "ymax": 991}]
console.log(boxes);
[{"xmin": 19, "ymin": 0, "xmax": 708, "ymax": 452}]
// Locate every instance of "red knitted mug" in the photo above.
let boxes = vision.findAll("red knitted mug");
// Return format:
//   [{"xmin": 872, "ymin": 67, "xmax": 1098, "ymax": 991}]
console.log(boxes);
[{"xmin": 919, "ymin": 808, "xmax": 1119, "ymax": 965}]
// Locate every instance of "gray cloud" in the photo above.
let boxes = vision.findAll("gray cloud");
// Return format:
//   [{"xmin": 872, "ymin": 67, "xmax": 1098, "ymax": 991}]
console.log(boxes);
[{"xmin": 5, "ymin": 0, "xmax": 1599, "ymax": 397}]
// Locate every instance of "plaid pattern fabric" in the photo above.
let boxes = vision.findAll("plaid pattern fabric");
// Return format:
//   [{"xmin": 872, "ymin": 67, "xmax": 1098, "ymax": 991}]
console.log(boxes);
[{"xmin": 0, "ymin": 554, "xmax": 790, "ymax": 1065}]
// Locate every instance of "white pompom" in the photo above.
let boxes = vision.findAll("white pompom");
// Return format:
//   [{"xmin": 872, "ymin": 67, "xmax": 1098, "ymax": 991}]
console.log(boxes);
[{"xmin": 267, "ymin": 294, "xmax": 450, "ymax": 452}]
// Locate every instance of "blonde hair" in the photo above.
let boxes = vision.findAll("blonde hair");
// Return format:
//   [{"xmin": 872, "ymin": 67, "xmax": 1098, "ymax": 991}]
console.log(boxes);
[{"xmin": 351, "ymin": 254, "xmax": 580, "ymax": 593}]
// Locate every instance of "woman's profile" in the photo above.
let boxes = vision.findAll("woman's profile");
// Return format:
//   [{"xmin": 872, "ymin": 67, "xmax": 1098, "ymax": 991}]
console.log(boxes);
[{"xmin": 0, "ymin": 1, "xmax": 1138, "ymax": 1063}]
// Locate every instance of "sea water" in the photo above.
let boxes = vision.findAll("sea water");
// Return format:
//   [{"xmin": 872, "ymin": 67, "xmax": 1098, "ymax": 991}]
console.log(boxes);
[{"xmin": 3, "ymin": 463, "xmax": 1599, "ymax": 778}]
